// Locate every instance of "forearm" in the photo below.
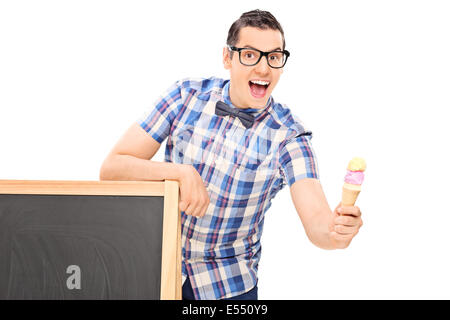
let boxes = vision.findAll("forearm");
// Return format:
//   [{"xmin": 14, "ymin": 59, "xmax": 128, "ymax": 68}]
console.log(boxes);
[
  {"xmin": 99, "ymin": 154, "xmax": 184, "ymax": 182},
  {"xmin": 290, "ymin": 179, "xmax": 337, "ymax": 250},
  {"xmin": 304, "ymin": 208, "xmax": 336, "ymax": 250}
]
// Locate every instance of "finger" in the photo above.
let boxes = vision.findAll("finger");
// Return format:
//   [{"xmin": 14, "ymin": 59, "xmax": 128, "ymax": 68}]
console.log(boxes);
[
  {"xmin": 338, "ymin": 205, "xmax": 361, "ymax": 217},
  {"xmin": 335, "ymin": 215, "xmax": 361, "ymax": 227},
  {"xmin": 330, "ymin": 231, "xmax": 352, "ymax": 241},
  {"xmin": 179, "ymin": 200, "xmax": 188, "ymax": 212},
  {"xmin": 191, "ymin": 206, "xmax": 203, "ymax": 217},
  {"xmin": 330, "ymin": 231, "xmax": 351, "ymax": 249},
  {"xmin": 334, "ymin": 224, "xmax": 359, "ymax": 235},
  {"xmin": 191, "ymin": 201, "xmax": 206, "ymax": 217},
  {"xmin": 333, "ymin": 203, "xmax": 341, "ymax": 215},
  {"xmin": 184, "ymin": 202, "xmax": 197, "ymax": 216}
]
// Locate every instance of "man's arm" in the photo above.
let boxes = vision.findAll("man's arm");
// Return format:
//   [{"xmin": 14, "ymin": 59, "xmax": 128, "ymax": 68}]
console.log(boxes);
[
  {"xmin": 99, "ymin": 122, "xmax": 210, "ymax": 217},
  {"xmin": 99, "ymin": 122, "xmax": 182, "ymax": 182},
  {"xmin": 290, "ymin": 178, "xmax": 362, "ymax": 250}
]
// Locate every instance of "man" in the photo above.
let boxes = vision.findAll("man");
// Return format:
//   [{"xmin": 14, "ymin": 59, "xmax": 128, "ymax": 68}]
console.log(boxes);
[{"xmin": 100, "ymin": 9, "xmax": 363, "ymax": 300}]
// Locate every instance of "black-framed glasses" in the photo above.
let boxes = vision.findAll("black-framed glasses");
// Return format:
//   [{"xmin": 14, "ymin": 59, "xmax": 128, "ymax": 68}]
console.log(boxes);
[{"xmin": 228, "ymin": 45, "xmax": 290, "ymax": 69}]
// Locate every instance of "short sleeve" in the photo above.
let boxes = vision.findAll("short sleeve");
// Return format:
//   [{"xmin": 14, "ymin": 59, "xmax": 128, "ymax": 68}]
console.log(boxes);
[
  {"xmin": 137, "ymin": 81, "xmax": 183, "ymax": 144},
  {"xmin": 279, "ymin": 133, "xmax": 320, "ymax": 187}
]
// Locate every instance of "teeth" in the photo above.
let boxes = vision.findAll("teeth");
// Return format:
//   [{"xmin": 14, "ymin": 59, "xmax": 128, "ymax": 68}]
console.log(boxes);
[{"xmin": 250, "ymin": 80, "xmax": 270, "ymax": 86}]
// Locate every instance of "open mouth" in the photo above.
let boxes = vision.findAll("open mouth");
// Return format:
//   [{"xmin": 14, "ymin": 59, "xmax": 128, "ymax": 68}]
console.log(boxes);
[{"xmin": 248, "ymin": 80, "xmax": 270, "ymax": 99}]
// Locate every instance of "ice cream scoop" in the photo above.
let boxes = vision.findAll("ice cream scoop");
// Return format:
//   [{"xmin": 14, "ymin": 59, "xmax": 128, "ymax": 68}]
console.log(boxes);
[
  {"xmin": 342, "ymin": 157, "xmax": 366, "ymax": 206},
  {"xmin": 344, "ymin": 170, "xmax": 364, "ymax": 185},
  {"xmin": 347, "ymin": 157, "xmax": 366, "ymax": 171}
]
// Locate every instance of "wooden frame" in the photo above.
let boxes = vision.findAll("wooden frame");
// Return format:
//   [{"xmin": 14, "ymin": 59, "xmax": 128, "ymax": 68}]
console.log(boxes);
[{"xmin": 0, "ymin": 179, "xmax": 182, "ymax": 300}]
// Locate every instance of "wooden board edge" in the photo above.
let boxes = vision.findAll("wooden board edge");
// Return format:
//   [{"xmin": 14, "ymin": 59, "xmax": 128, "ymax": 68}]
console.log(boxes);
[
  {"xmin": 0, "ymin": 179, "xmax": 165, "ymax": 196},
  {"xmin": 160, "ymin": 179, "xmax": 181, "ymax": 300}
]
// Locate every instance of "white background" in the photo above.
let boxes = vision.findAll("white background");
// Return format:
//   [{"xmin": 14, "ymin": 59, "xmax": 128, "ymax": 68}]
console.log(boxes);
[{"xmin": 1, "ymin": 0, "xmax": 449, "ymax": 299}]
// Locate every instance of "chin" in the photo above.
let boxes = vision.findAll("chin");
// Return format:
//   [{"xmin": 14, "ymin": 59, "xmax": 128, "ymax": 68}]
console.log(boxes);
[{"xmin": 250, "ymin": 96, "xmax": 270, "ymax": 108}]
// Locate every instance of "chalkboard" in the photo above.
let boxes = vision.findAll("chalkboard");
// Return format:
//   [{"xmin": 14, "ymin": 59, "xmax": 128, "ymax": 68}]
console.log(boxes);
[{"xmin": 0, "ymin": 180, "xmax": 181, "ymax": 300}]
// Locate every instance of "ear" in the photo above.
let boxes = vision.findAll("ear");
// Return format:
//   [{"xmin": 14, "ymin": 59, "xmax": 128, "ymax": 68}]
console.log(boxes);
[{"xmin": 223, "ymin": 46, "xmax": 232, "ymax": 70}]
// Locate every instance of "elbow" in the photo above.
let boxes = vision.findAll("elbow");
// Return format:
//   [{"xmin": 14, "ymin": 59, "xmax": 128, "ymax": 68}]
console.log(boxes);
[
  {"xmin": 99, "ymin": 156, "xmax": 116, "ymax": 181},
  {"xmin": 99, "ymin": 162, "xmax": 110, "ymax": 181}
]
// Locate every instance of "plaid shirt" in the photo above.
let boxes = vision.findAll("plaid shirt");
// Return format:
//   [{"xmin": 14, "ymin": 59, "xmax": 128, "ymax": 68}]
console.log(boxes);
[{"xmin": 138, "ymin": 77, "xmax": 319, "ymax": 299}]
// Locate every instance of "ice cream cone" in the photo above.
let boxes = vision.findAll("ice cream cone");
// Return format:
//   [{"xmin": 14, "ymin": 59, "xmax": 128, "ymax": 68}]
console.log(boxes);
[
  {"xmin": 341, "ymin": 157, "xmax": 366, "ymax": 206},
  {"xmin": 342, "ymin": 182, "xmax": 362, "ymax": 206}
]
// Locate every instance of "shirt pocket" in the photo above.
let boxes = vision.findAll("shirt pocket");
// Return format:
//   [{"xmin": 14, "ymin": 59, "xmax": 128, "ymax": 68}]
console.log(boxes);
[
  {"xmin": 173, "ymin": 125, "xmax": 214, "ymax": 165},
  {"xmin": 223, "ymin": 130, "xmax": 274, "ymax": 171},
  {"xmin": 227, "ymin": 130, "xmax": 278, "ymax": 204}
]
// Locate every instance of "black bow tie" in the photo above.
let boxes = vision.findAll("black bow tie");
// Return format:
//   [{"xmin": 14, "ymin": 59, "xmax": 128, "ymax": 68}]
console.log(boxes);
[{"xmin": 215, "ymin": 101, "xmax": 255, "ymax": 129}]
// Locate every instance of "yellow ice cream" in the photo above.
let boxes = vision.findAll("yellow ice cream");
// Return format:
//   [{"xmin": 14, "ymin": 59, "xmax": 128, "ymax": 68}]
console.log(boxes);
[{"xmin": 347, "ymin": 157, "xmax": 366, "ymax": 172}]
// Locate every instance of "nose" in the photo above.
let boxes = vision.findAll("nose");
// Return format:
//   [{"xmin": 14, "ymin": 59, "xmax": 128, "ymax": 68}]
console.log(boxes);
[{"xmin": 254, "ymin": 56, "xmax": 270, "ymax": 75}]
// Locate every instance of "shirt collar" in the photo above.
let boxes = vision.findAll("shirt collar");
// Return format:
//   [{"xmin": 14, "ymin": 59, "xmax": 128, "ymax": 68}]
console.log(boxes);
[{"xmin": 221, "ymin": 80, "xmax": 273, "ymax": 119}]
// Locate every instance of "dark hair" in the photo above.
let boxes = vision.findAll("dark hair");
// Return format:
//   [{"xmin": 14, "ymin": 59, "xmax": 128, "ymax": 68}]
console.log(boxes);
[{"xmin": 226, "ymin": 9, "xmax": 286, "ymax": 56}]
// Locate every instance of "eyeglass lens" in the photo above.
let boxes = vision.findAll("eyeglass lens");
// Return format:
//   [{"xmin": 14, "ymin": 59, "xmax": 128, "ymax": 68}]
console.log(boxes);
[{"xmin": 240, "ymin": 49, "xmax": 286, "ymax": 68}]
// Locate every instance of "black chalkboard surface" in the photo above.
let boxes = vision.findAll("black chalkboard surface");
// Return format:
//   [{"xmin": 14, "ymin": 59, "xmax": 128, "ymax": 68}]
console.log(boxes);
[{"xmin": 0, "ymin": 180, "xmax": 181, "ymax": 300}]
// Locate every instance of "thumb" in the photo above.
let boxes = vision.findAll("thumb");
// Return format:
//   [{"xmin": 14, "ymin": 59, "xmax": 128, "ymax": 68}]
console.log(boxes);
[
  {"xmin": 179, "ymin": 200, "xmax": 188, "ymax": 212},
  {"xmin": 334, "ymin": 202, "xmax": 342, "ymax": 215}
]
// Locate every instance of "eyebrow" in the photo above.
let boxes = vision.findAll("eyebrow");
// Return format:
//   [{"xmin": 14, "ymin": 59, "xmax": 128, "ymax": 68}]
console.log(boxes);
[{"xmin": 242, "ymin": 45, "xmax": 283, "ymax": 52}]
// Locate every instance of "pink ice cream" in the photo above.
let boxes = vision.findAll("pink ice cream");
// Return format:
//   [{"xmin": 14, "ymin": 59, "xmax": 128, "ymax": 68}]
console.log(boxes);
[{"xmin": 344, "ymin": 170, "xmax": 364, "ymax": 185}]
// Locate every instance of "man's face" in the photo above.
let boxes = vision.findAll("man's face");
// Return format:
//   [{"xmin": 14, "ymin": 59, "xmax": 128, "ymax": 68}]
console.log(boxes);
[{"xmin": 223, "ymin": 26, "xmax": 284, "ymax": 109}]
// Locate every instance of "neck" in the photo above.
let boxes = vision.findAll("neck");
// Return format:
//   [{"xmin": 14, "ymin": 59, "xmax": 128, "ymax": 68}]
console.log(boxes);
[{"xmin": 228, "ymin": 83, "xmax": 249, "ymax": 109}]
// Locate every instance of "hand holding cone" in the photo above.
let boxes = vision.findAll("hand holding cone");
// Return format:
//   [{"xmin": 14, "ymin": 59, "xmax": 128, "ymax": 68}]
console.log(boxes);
[{"xmin": 342, "ymin": 157, "xmax": 366, "ymax": 206}]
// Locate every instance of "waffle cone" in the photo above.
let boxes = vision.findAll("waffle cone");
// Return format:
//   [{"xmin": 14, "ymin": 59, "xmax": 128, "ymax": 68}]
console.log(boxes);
[{"xmin": 342, "ymin": 183, "xmax": 362, "ymax": 206}]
